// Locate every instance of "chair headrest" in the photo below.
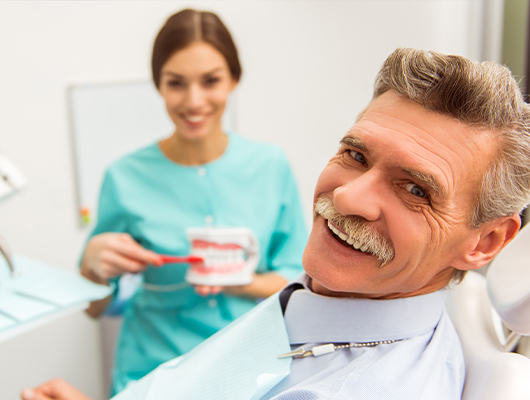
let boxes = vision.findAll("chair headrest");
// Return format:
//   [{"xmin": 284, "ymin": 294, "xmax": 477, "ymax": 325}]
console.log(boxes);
[{"xmin": 487, "ymin": 223, "xmax": 530, "ymax": 336}]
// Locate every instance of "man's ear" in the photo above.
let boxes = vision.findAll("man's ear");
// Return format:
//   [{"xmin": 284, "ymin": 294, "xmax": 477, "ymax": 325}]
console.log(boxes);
[{"xmin": 458, "ymin": 213, "xmax": 521, "ymax": 271}]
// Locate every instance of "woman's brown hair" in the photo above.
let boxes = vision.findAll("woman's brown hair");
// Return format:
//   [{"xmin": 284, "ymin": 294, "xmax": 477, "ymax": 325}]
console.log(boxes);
[{"xmin": 152, "ymin": 9, "xmax": 242, "ymax": 88}]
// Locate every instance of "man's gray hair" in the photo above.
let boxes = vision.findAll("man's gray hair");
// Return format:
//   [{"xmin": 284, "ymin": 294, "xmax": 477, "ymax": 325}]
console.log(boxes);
[{"xmin": 374, "ymin": 48, "xmax": 530, "ymax": 229}]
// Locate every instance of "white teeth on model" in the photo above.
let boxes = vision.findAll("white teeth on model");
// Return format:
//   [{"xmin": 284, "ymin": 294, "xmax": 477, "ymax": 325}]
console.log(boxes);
[
  {"xmin": 193, "ymin": 248, "xmax": 243, "ymax": 267},
  {"xmin": 327, "ymin": 220, "xmax": 369, "ymax": 253}
]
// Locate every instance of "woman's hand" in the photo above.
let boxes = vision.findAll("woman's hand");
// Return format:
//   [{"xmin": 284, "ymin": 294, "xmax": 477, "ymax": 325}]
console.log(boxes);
[
  {"xmin": 20, "ymin": 379, "xmax": 93, "ymax": 400},
  {"xmin": 80, "ymin": 232, "xmax": 162, "ymax": 285},
  {"xmin": 194, "ymin": 273, "xmax": 288, "ymax": 299},
  {"xmin": 194, "ymin": 285, "xmax": 223, "ymax": 297}
]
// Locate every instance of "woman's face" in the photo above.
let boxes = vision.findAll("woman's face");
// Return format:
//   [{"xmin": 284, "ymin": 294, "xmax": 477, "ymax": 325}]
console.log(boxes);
[{"xmin": 158, "ymin": 41, "xmax": 237, "ymax": 142}]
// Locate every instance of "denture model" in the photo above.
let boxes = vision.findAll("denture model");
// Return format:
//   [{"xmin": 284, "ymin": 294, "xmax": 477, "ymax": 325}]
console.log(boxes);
[{"xmin": 184, "ymin": 227, "xmax": 260, "ymax": 286}]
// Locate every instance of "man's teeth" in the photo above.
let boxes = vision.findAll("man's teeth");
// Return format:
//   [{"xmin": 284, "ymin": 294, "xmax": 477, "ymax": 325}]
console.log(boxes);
[
  {"xmin": 327, "ymin": 221, "xmax": 369, "ymax": 253},
  {"xmin": 185, "ymin": 115, "xmax": 204, "ymax": 122}
]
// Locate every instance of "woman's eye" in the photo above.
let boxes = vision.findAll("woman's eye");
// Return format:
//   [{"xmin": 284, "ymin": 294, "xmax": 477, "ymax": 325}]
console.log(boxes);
[
  {"xmin": 167, "ymin": 80, "xmax": 183, "ymax": 88},
  {"xmin": 350, "ymin": 150, "xmax": 367, "ymax": 165},
  {"xmin": 404, "ymin": 183, "xmax": 427, "ymax": 198},
  {"xmin": 204, "ymin": 77, "xmax": 220, "ymax": 87}
]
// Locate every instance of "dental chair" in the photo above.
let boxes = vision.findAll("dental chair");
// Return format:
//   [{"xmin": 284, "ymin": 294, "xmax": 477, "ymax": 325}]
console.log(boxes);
[{"xmin": 446, "ymin": 224, "xmax": 530, "ymax": 400}]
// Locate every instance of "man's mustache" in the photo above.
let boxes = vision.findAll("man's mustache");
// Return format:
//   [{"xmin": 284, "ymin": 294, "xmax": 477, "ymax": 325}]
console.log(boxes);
[{"xmin": 314, "ymin": 195, "xmax": 395, "ymax": 267}]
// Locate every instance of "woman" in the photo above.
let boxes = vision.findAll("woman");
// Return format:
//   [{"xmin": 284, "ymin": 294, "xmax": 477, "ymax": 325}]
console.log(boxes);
[{"xmin": 79, "ymin": 9, "xmax": 306, "ymax": 395}]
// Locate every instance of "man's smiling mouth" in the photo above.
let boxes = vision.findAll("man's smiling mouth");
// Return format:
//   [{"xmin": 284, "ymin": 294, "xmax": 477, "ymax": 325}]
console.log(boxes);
[
  {"xmin": 327, "ymin": 220, "xmax": 371, "ymax": 253},
  {"xmin": 315, "ymin": 195, "xmax": 395, "ymax": 266}
]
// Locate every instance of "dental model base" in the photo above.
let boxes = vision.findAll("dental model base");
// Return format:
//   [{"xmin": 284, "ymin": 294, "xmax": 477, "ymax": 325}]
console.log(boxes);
[{"xmin": 184, "ymin": 227, "xmax": 260, "ymax": 286}]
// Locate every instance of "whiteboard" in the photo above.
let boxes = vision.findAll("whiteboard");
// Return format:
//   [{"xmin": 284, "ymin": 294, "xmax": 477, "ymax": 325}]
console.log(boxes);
[{"xmin": 68, "ymin": 80, "xmax": 236, "ymax": 228}]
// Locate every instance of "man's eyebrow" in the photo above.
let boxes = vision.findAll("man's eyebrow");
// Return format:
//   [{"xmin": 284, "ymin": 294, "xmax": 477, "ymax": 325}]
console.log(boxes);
[
  {"xmin": 340, "ymin": 136, "xmax": 369, "ymax": 153},
  {"xmin": 402, "ymin": 167, "xmax": 444, "ymax": 196}
]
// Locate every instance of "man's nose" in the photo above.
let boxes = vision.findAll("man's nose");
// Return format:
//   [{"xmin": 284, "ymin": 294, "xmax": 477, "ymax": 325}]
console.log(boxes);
[{"xmin": 332, "ymin": 171, "xmax": 383, "ymax": 222}]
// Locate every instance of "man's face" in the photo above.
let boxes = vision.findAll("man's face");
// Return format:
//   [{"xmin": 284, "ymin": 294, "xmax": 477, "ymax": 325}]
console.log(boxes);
[{"xmin": 303, "ymin": 90, "xmax": 498, "ymax": 298}]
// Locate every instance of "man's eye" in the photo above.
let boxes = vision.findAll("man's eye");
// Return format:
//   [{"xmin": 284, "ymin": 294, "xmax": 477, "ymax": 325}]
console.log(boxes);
[
  {"xmin": 350, "ymin": 150, "xmax": 367, "ymax": 165},
  {"xmin": 404, "ymin": 183, "xmax": 427, "ymax": 198}
]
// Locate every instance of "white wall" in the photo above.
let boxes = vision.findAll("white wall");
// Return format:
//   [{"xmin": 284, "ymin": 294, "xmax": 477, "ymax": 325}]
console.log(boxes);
[{"xmin": 0, "ymin": 1, "xmax": 502, "ymax": 399}]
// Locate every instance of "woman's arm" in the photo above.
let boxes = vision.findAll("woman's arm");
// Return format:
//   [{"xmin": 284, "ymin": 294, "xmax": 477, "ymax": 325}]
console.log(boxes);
[
  {"xmin": 194, "ymin": 272, "xmax": 288, "ymax": 298},
  {"xmin": 224, "ymin": 272, "xmax": 288, "ymax": 297},
  {"xmin": 81, "ymin": 232, "xmax": 162, "ymax": 283},
  {"xmin": 21, "ymin": 379, "xmax": 93, "ymax": 400},
  {"xmin": 81, "ymin": 232, "xmax": 162, "ymax": 317}
]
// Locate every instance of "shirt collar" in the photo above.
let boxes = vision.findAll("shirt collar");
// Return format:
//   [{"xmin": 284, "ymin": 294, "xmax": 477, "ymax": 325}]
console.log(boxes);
[{"xmin": 282, "ymin": 273, "xmax": 447, "ymax": 344}]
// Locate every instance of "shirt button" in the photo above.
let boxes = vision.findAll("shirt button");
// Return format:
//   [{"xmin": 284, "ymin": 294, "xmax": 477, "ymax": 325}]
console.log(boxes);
[
  {"xmin": 205, "ymin": 215, "xmax": 214, "ymax": 224},
  {"xmin": 208, "ymin": 298, "xmax": 218, "ymax": 308},
  {"xmin": 198, "ymin": 168, "xmax": 206, "ymax": 176}
]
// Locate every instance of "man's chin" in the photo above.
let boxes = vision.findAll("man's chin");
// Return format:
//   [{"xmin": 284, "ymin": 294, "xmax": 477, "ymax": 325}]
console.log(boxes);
[
  {"xmin": 302, "ymin": 251, "xmax": 354, "ymax": 295},
  {"xmin": 306, "ymin": 270, "xmax": 369, "ymax": 298}
]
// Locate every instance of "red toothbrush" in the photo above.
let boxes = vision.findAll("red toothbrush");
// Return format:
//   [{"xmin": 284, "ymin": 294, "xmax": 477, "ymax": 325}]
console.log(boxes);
[{"xmin": 159, "ymin": 255, "xmax": 204, "ymax": 264}]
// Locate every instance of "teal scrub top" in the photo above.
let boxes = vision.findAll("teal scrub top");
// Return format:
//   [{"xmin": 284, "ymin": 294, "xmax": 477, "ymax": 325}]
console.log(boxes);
[{"xmin": 89, "ymin": 133, "xmax": 307, "ymax": 395}]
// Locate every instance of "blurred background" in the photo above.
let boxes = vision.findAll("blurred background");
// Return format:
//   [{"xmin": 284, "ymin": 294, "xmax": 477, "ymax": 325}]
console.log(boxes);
[{"xmin": 0, "ymin": 1, "xmax": 527, "ymax": 399}]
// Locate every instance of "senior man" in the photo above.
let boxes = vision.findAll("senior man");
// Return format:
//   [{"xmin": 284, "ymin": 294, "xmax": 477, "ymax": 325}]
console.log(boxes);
[{"xmin": 22, "ymin": 48, "xmax": 530, "ymax": 400}]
